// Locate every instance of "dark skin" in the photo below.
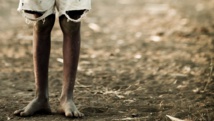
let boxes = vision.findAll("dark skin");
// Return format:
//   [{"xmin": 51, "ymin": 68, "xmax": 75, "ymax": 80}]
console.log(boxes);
[{"xmin": 14, "ymin": 10, "xmax": 84, "ymax": 117}]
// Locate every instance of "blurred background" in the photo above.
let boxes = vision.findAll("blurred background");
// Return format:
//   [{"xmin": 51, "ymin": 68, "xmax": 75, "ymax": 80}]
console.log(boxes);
[{"xmin": 0, "ymin": 0, "xmax": 214, "ymax": 121}]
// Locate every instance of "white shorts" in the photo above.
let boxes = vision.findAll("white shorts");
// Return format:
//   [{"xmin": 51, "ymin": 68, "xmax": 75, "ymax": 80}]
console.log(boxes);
[{"xmin": 18, "ymin": 0, "xmax": 91, "ymax": 23}]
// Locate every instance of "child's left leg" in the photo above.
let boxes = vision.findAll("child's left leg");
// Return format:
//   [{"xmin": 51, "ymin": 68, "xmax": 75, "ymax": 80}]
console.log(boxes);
[{"xmin": 58, "ymin": 10, "xmax": 85, "ymax": 118}]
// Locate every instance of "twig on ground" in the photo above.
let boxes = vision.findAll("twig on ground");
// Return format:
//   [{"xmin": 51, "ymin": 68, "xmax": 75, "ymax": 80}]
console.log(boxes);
[{"xmin": 204, "ymin": 58, "xmax": 213, "ymax": 91}]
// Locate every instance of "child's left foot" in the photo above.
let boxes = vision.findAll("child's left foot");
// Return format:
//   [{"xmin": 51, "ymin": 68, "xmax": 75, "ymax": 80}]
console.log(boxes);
[{"xmin": 59, "ymin": 99, "xmax": 84, "ymax": 118}]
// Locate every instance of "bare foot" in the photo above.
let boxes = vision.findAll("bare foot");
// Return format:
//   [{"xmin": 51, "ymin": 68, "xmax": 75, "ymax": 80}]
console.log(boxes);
[
  {"xmin": 59, "ymin": 99, "xmax": 84, "ymax": 118},
  {"xmin": 14, "ymin": 98, "xmax": 51, "ymax": 116}
]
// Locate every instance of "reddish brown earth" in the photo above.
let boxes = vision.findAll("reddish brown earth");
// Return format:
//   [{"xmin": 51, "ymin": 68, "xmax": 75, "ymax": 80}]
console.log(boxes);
[{"xmin": 0, "ymin": 0, "xmax": 214, "ymax": 121}]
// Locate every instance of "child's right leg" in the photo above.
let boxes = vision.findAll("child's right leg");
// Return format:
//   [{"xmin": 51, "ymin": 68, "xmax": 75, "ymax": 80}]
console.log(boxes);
[{"xmin": 14, "ymin": 13, "xmax": 55, "ymax": 117}]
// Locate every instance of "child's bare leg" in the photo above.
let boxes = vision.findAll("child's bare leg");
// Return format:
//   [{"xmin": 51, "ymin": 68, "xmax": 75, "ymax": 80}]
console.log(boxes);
[
  {"xmin": 14, "ymin": 13, "xmax": 55, "ymax": 116},
  {"xmin": 58, "ymin": 10, "xmax": 84, "ymax": 118}
]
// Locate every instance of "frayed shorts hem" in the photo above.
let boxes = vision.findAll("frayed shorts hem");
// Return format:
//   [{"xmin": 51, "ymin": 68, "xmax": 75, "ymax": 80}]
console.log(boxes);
[
  {"xmin": 17, "ymin": 0, "xmax": 91, "ymax": 24},
  {"xmin": 18, "ymin": 9, "xmax": 90, "ymax": 24}
]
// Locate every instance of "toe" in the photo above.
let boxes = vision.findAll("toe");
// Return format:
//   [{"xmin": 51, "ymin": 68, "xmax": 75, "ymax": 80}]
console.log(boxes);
[
  {"xmin": 65, "ymin": 111, "xmax": 73, "ymax": 117},
  {"xmin": 14, "ymin": 109, "xmax": 24, "ymax": 116},
  {"xmin": 79, "ymin": 112, "xmax": 84, "ymax": 117},
  {"xmin": 20, "ymin": 111, "xmax": 32, "ymax": 117},
  {"xmin": 73, "ymin": 111, "xmax": 79, "ymax": 117},
  {"xmin": 74, "ymin": 111, "xmax": 84, "ymax": 118}
]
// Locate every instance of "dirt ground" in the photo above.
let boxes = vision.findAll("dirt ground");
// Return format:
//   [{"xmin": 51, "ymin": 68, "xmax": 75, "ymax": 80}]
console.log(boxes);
[{"xmin": 0, "ymin": 0, "xmax": 214, "ymax": 121}]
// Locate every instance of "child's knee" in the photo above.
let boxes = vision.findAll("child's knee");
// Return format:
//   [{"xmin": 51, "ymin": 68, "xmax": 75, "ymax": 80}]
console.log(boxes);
[
  {"xmin": 29, "ymin": 12, "xmax": 55, "ymax": 33},
  {"xmin": 65, "ymin": 10, "xmax": 85, "ymax": 20}
]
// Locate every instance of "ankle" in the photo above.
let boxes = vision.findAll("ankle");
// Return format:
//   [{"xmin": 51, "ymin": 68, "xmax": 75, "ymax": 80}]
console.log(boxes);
[
  {"xmin": 35, "ymin": 95, "xmax": 49, "ymax": 102},
  {"xmin": 35, "ymin": 90, "xmax": 49, "ymax": 101},
  {"xmin": 59, "ymin": 95, "xmax": 73, "ymax": 103}
]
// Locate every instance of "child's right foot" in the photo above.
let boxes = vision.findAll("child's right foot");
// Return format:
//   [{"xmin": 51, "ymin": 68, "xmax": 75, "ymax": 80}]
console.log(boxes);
[{"xmin": 14, "ymin": 98, "xmax": 51, "ymax": 117}]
